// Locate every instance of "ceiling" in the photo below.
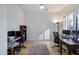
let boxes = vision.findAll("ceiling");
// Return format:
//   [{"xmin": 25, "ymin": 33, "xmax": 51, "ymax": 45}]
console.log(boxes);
[
  {"xmin": 46, "ymin": 4, "xmax": 67, "ymax": 13},
  {"xmin": 17, "ymin": 4, "xmax": 79, "ymax": 17},
  {"xmin": 17, "ymin": 4, "xmax": 67, "ymax": 12}
]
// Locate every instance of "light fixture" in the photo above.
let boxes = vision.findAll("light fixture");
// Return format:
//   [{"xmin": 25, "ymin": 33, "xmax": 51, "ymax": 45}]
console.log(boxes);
[
  {"xmin": 52, "ymin": 17, "xmax": 63, "ymax": 33},
  {"xmin": 40, "ymin": 4, "xmax": 45, "ymax": 9},
  {"xmin": 52, "ymin": 17, "xmax": 63, "ymax": 24}
]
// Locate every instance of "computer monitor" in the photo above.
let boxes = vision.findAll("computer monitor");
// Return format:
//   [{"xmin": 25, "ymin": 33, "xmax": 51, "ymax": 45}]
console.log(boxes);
[
  {"xmin": 71, "ymin": 30, "xmax": 79, "ymax": 36},
  {"xmin": 15, "ymin": 31, "xmax": 21, "ymax": 37},
  {"xmin": 8, "ymin": 31, "xmax": 15, "ymax": 36},
  {"xmin": 62, "ymin": 30, "xmax": 70, "ymax": 35}
]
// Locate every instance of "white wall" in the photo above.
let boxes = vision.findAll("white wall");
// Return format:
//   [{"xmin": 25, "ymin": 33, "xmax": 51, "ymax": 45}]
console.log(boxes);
[
  {"xmin": 0, "ymin": 5, "xmax": 7, "ymax": 55},
  {"xmin": 6, "ymin": 4, "xmax": 64, "ymax": 41},
  {"xmin": 0, "ymin": 5, "xmax": 24, "ymax": 55},
  {"xmin": 0, "ymin": 4, "xmax": 64, "ymax": 55},
  {"xmin": 24, "ymin": 12, "xmax": 53, "ymax": 40},
  {"xmin": 6, "ymin": 5, "xmax": 24, "ymax": 31}
]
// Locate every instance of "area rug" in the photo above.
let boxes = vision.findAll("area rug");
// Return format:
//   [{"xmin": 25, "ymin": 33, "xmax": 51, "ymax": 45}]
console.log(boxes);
[{"xmin": 28, "ymin": 44, "xmax": 50, "ymax": 55}]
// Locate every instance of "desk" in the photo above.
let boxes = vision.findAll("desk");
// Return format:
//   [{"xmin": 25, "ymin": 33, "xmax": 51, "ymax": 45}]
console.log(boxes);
[
  {"xmin": 8, "ymin": 37, "xmax": 21, "ymax": 48},
  {"xmin": 60, "ymin": 35, "xmax": 79, "ymax": 55},
  {"xmin": 8, "ymin": 37, "xmax": 21, "ymax": 54}
]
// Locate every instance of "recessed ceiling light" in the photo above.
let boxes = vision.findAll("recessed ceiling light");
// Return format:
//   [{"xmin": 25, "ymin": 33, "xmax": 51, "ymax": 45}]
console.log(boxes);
[{"xmin": 40, "ymin": 4, "xmax": 45, "ymax": 9}]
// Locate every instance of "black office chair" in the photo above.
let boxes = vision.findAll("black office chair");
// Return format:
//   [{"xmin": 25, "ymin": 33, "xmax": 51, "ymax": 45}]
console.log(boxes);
[
  {"xmin": 52, "ymin": 32, "xmax": 65, "ymax": 52},
  {"xmin": 52, "ymin": 32, "xmax": 60, "ymax": 48}
]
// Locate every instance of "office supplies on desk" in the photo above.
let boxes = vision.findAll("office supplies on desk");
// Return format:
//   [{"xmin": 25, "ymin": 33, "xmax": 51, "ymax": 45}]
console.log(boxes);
[{"xmin": 60, "ymin": 30, "xmax": 79, "ymax": 55}]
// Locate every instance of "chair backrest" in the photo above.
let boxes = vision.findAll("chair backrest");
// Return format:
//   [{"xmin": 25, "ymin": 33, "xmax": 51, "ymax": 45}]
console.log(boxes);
[{"xmin": 53, "ymin": 32, "xmax": 60, "ymax": 43}]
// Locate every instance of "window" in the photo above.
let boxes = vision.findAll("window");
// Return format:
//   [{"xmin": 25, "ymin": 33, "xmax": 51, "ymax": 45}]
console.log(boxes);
[
  {"xmin": 63, "ymin": 12, "xmax": 76, "ymax": 30},
  {"xmin": 67, "ymin": 13, "xmax": 74, "ymax": 30},
  {"xmin": 63, "ymin": 16, "xmax": 68, "ymax": 30},
  {"xmin": 77, "ymin": 10, "xmax": 79, "ymax": 30}
]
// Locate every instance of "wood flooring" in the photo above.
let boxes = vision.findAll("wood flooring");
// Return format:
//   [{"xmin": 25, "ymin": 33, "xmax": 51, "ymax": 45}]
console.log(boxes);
[{"xmin": 19, "ymin": 40, "xmax": 71, "ymax": 55}]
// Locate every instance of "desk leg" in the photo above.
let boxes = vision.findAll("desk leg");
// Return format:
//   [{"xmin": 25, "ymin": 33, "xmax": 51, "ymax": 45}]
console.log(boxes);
[
  {"xmin": 68, "ymin": 47, "xmax": 71, "ymax": 55},
  {"xmin": 60, "ymin": 43, "xmax": 62, "ymax": 55}
]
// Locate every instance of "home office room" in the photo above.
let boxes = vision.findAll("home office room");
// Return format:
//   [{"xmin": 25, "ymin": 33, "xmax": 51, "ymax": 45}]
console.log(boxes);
[{"xmin": 0, "ymin": 1, "xmax": 79, "ymax": 58}]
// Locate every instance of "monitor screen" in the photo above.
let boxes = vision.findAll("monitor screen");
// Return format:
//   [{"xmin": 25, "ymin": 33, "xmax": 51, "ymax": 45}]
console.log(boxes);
[
  {"xmin": 8, "ymin": 31, "xmax": 15, "ymax": 36},
  {"xmin": 72, "ymin": 30, "xmax": 79, "ymax": 36},
  {"xmin": 15, "ymin": 31, "xmax": 21, "ymax": 37},
  {"xmin": 62, "ymin": 30, "xmax": 70, "ymax": 35}
]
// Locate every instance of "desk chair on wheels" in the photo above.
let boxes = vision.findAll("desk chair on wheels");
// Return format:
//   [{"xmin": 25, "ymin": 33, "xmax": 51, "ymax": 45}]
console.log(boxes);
[{"xmin": 52, "ymin": 32, "xmax": 65, "ymax": 52}]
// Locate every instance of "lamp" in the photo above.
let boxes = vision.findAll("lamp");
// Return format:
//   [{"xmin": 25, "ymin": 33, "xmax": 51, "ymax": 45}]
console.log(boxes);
[
  {"xmin": 56, "ymin": 22, "xmax": 60, "ymax": 33},
  {"xmin": 52, "ymin": 17, "xmax": 63, "ymax": 33}
]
